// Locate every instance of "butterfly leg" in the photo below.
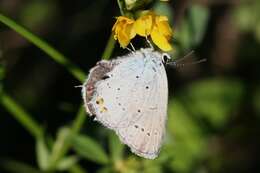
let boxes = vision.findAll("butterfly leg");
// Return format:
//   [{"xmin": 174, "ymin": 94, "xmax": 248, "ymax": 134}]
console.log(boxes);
[
  {"xmin": 126, "ymin": 42, "xmax": 136, "ymax": 53},
  {"xmin": 145, "ymin": 36, "xmax": 154, "ymax": 50},
  {"xmin": 130, "ymin": 42, "xmax": 136, "ymax": 51}
]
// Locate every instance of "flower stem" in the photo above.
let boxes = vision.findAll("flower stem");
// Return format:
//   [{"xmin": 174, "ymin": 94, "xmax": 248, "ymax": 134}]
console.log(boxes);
[
  {"xmin": 117, "ymin": 0, "xmax": 125, "ymax": 15},
  {"xmin": 102, "ymin": 33, "xmax": 115, "ymax": 60},
  {"xmin": 71, "ymin": 106, "xmax": 86, "ymax": 133}
]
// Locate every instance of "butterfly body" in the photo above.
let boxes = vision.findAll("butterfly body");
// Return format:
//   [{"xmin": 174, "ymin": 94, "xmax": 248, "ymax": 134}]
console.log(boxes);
[{"xmin": 82, "ymin": 48, "xmax": 168, "ymax": 159}]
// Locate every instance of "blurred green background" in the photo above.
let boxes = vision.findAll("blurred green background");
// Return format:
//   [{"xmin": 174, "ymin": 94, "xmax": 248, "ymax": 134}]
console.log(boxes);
[{"xmin": 0, "ymin": 0, "xmax": 260, "ymax": 173}]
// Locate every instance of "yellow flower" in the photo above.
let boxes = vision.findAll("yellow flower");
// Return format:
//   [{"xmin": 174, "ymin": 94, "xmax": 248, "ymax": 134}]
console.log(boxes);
[
  {"xmin": 151, "ymin": 15, "xmax": 173, "ymax": 51},
  {"xmin": 112, "ymin": 12, "xmax": 173, "ymax": 51},
  {"xmin": 134, "ymin": 12, "xmax": 173, "ymax": 51},
  {"xmin": 112, "ymin": 16, "xmax": 136, "ymax": 48},
  {"xmin": 134, "ymin": 13, "xmax": 153, "ymax": 36}
]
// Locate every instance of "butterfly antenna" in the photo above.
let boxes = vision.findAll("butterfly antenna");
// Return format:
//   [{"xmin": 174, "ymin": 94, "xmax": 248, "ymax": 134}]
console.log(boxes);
[
  {"xmin": 171, "ymin": 58, "xmax": 207, "ymax": 68},
  {"xmin": 174, "ymin": 50, "xmax": 195, "ymax": 63},
  {"xmin": 167, "ymin": 50, "xmax": 206, "ymax": 68}
]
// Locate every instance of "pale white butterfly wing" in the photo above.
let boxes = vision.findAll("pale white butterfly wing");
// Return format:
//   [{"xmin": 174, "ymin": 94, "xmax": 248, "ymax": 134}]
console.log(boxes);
[
  {"xmin": 83, "ymin": 48, "xmax": 168, "ymax": 159},
  {"xmin": 116, "ymin": 50, "xmax": 168, "ymax": 159},
  {"xmin": 86, "ymin": 50, "xmax": 150, "ymax": 128}
]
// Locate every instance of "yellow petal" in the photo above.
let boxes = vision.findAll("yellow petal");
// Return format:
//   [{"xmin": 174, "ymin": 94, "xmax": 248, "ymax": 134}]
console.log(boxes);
[
  {"xmin": 157, "ymin": 15, "xmax": 168, "ymax": 22},
  {"xmin": 151, "ymin": 27, "xmax": 172, "ymax": 51},
  {"xmin": 112, "ymin": 16, "xmax": 136, "ymax": 48},
  {"xmin": 118, "ymin": 22, "xmax": 135, "ymax": 47},
  {"xmin": 118, "ymin": 28, "xmax": 131, "ymax": 47},
  {"xmin": 117, "ymin": 16, "xmax": 134, "ymax": 23},
  {"xmin": 112, "ymin": 20, "xmax": 118, "ymax": 32},
  {"xmin": 113, "ymin": 23, "xmax": 123, "ymax": 40},
  {"xmin": 156, "ymin": 16, "xmax": 173, "ymax": 38},
  {"xmin": 124, "ymin": 23, "xmax": 136, "ymax": 39},
  {"xmin": 134, "ymin": 14, "xmax": 153, "ymax": 36}
]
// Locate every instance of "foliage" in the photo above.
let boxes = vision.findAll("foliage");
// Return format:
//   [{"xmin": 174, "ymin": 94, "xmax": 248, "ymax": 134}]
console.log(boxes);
[{"xmin": 0, "ymin": 0, "xmax": 259, "ymax": 173}]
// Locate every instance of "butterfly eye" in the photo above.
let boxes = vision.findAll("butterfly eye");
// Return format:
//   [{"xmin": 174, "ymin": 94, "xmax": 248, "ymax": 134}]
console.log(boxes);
[{"xmin": 162, "ymin": 53, "xmax": 171, "ymax": 63}]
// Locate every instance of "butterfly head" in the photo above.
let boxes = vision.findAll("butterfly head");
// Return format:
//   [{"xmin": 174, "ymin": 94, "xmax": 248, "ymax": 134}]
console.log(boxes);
[{"xmin": 161, "ymin": 53, "xmax": 171, "ymax": 64}]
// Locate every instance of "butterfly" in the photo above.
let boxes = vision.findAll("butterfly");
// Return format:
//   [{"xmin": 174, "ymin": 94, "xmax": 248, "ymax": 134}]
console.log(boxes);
[{"xmin": 82, "ymin": 48, "xmax": 170, "ymax": 159}]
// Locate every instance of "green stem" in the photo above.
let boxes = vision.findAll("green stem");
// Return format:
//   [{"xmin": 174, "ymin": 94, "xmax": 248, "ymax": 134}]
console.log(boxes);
[
  {"xmin": 0, "ymin": 93, "xmax": 43, "ymax": 138},
  {"xmin": 101, "ymin": 0, "xmax": 127, "ymax": 60},
  {"xmin": 0, "ymin": 14, "xmax": 86, "ymax": 82},
  {"xmin": 102, "ymin": 33, "xmax": 115, "ymax": 60},
  {"xmin": 71, "ymin": 106, "xmax": 86, "ymax": 133},
  {"xmin": 117, "ymin": 0, "xmax": 125, "ymax": 15}
]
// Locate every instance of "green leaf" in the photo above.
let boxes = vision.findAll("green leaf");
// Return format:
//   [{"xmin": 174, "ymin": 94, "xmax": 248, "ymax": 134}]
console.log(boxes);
[
  {"xmin": 71, "ymin": 134, "xmax": 109, "ymax": 164},
  {"xmin": 166, "ymin": 99, "xmax": 206, "ymax": 173},
  {"xmin": 184, "ymin": 78, "xmax": 244, "ymax": 128},
  {"xmin": 48, "ymin": 127, "xmax": 72, "ymax": 169},
  {"xmin": 36, "ymin": 137, "xmax": 50, "ymax": 170},
  {"xmin": 108, "ymin": 132, "xmax": 124, "ymax": 162},
  {"xmin": 56, "ymin": 156, "xmax": 79, "ymax": 171},
  {"xmin": 1, "ymin": 159, "xmax": 42, "ymax": 173},
  {"xmin": 97, "ymin": 167, "xmax": 114, "ymax": 173},
  {"xmin": 68, "ymin": 164, "xmax": 88, "ymax": 173}
]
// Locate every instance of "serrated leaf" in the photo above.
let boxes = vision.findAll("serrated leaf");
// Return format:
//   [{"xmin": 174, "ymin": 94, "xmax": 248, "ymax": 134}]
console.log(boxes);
[
  {"xmin": 71, "ymin": 134, "xmax": 109, "ymax": 164},
  {"xmin": 108, "ymin": 132, "xmax": 124, "ymax": 161},
  {"xmin": 56, "ymin": 156, "xmax": 78, "ymax": 171},
  {"xmin": 36, "ymin": 137, "xmax": 50, "ymax": 171}
]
